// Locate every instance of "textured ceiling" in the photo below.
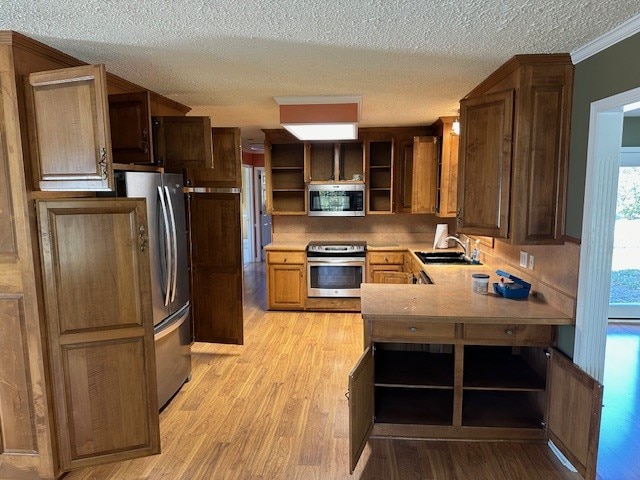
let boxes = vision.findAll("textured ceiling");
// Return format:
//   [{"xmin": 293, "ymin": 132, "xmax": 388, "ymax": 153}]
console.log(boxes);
[{"xmin": 2, "ymin": 1, "xmax": 640, "ymax": 148}]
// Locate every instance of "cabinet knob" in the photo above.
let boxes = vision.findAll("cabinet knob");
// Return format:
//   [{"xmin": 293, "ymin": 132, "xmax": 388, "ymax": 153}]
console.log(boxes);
[
  {"xmin": 409, "ymin": 327, "xmax": 417, "ymax": 333},
  {"xmin": 505, "ymin": 329, "xmax": 514, "ymax": 335}
]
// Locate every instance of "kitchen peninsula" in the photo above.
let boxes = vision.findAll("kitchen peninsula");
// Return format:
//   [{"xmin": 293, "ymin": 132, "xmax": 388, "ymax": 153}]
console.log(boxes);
[{"xmin": 349, "ymin": 261, "xmax": 602, "ymax": 480}]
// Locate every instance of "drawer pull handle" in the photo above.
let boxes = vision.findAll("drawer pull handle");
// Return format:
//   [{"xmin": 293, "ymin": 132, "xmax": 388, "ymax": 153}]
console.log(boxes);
[{"xmin": 410, "ymin": 327, "xmax": 417, "ymax": 333}]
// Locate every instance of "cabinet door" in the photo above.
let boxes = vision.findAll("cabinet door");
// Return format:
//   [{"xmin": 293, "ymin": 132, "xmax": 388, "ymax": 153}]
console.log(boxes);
[
  {"xmin": 267, "ymin": 263, "xmax": 305, "ymax": 309},
  {"xmin": 546, "ymin": 348, "xmax": 603, "ymax": 480},
  {"xmin": 189, "ymin": 192, "xmax": 244, "ymax": 344},
  {"xmin": 458, "ymin": 90, "xmax": 514, "ymax": 237},
  {"xmin": 108, "ymin": 92, "xmax": 153, "ymax": 164},
  {"xmin": 37, "ymin": 198, "xmax": 160, "ymax": 471},
  {"xmin": 395, "ymin": 138, "xmax": 414, "ymax": 213},
  {"xmin": 436, "ymin": 119, "xmax": 459, "ymax": 218},
  {"xmin": 27, "ymin": 64, "xmax": 113, "ymax": 191},
  {"xmin": 185, "ymin": 127, "xmax": 242, "ymax": 188},
  {"xmin": 349, "ymin": 346, "xmax": 374, "ymax": 474},
  {"xmin": 412, "ymin": 136, "xmax": 439, "ymax": 214},
  {"xmin": 154, "ymin": 116, "xmax": 213, "ymax": 172}
]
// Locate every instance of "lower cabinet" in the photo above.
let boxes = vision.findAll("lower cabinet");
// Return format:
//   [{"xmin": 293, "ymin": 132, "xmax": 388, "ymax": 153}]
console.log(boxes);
[
  {"xmin": 267, "ymin": 251, "xmax": 306, "ymax": 310},
  {"xmin": 348, "ymin": 324, "xmax": 603, "ymax": 480},
  {"xmin": 189, "ymin": 192, "xmax": 244, "ymax": 344},
  {"xmin": 367, "ymin": 251, "xmax": 406, "ymax": 283},
  {"xmin": 37, "ymin": 199, "xmax": 160, "ymax": 472}
]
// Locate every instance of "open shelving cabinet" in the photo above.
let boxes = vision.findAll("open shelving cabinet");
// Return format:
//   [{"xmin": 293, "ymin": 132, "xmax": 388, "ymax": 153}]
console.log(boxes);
[
  {"xmin": 365, "ymin": 140, "xmax": 394, "ymax": 213},
  {"xmin": 349, "ymin": 338, "xmax": 603, "ymax": 479},
  {"xmin": 306, "ymin": 141, "xmax": 364, "ymax": 183},
  {"xmin": 265, "ymin": 142, "xmax": 306, "ymax": 214}
]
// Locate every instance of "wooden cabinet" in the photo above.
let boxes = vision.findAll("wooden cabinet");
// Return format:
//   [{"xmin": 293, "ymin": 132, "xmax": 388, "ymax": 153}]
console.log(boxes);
[
  {"xmin": 1, "ymin": 31, "xmax": 190, "ymax": 479},
  {"xmin": 266, "ymin": 251, "xmax": 306, "ymax": 310},
  {"xmin": 365, "ymin": 139, "xmax": 394, "ymax": 213},
  {"xmin": 264, "ymin": 132, "xmax": 306, "ymax": 214},
  {"xmin": 26, "ymin": 64, "xmax": 113, "ymax": 191},
  {"xmin": 432, "ymin": 117, "xmax": 459, "ymax": 218},
  {"xmin": 153, "ymin": 116, "xmax": 213, "ymax": 172},
  {"xmin": 189, "ymin": 192, "xmax": 244, "ymax": 344},
  {"xmin": 109, "ymin": 91, "xmax": 153, "ymax": 164},
  {"xmin": 37, "ymin": 198, "xmax": 160, "ymax": 470},
  {"xmin": 367, "ymin": 251, "xmax": 405, "ymax": 283},
  {"xmin": 411, "ymin": 136, "xmax": 439, "ymax": 214},
  {"xmin": 349, "ymin": 327, "xmax": 602, "ymax": 479},
  {"xmin": 185, "ymin": 127, "xmax": 242, "ymax": 188},
  {"xmin": 306, "ymin": 141, "xmax": 364, "ymax": 182},
  {"xmin": 457, "ymin": 55, "xmax": 573, "ymax": 244}
]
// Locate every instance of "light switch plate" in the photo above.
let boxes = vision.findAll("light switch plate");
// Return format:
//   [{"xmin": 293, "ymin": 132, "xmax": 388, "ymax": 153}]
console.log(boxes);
[
  {"xmin": 528, "ymin": 255, "xmax": 535, "ymax": 270},
  {"xmin": 519, "ymin": 251, "xmax": 528, "ymax": 268}
]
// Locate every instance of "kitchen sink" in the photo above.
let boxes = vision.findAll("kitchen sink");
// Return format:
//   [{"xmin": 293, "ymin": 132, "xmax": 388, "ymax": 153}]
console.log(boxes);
[{"xmin": 415, "ymin": 251, "xmax": 480, "ymax": 265}]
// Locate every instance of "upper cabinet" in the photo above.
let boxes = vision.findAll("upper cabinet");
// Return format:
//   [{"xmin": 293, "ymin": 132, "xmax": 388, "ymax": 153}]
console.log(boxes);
[
  {"xmin": 185, "ymin": 127, "xmax": 242, "ymax": 188},
  {"xmin": 26, "ymin": 64, "xmax": 113, "ymax": 191},
  {"xmin": 153, "ymin": 116, "xmax": 213, "ymax": 172},
  {"xmin": 108, "ymin": 91, "xmax": 153, "ymax": 164},
  {"xmin": 365, "ymin": 138, "xmax": 394, "ymax": 214},
  {"xmin": 108, "ymin": 90, "xmax": 213, "ymax": 175},
  {"xmin": 411, "ymin": 136, "xmax": 439, "ymax": 214},
  {"xmin": 306, "ymin": 141, "xmax": 364, "ymax": 183},
  {"xmin": 263, "ymin": 129, "xmax": 306, "ymax": 215},
  {"xmin": 457, "ymin": 54, "xmax": 573, "ymax": 244},
  {"xmin": 433, "ymin": 117, "xmax": 459, "ymax": 218},
  {"xmin": 263, "ymin": 127, "xmax": 441, "ymax": 216}
]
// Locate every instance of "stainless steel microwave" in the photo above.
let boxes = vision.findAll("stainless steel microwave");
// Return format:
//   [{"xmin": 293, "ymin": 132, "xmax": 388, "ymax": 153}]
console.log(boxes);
[{"xmin": 308, "ymin": 184, "xmax": 365, "ymax": 216}]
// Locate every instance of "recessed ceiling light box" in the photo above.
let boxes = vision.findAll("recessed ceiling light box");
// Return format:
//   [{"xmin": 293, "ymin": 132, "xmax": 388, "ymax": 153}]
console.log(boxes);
[{"xmin": 275, "ymin": 95, "xmax": 361, "ymax": 141}]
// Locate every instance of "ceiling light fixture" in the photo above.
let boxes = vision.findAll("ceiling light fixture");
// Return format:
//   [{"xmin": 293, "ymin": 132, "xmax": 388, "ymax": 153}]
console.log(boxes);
[{"xmin": 274, "ymin": 95, "xmax": 361, "ymax": 141}]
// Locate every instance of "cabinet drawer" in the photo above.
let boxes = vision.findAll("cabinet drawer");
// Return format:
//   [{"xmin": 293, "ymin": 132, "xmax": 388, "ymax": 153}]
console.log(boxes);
[
  {"xmin": 368, "ymin": 252, "xmax": 405, "ymax": 265},
  {"xmin": 372, "ymin": 320, "xmax": 456, "ymax": 343},
  {"xmin": 267, "ymin": 251, "xmax": 305, "ymax": 264},
  {"xmin": 463, "ymin": 324, "xmax": 553, "ymax": 345}
]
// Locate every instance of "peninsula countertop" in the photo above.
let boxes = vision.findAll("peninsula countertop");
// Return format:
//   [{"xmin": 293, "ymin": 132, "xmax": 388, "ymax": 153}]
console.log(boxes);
[{"xmin": 361, "ymin": 264, "xmax": 573, "ymax": 325}]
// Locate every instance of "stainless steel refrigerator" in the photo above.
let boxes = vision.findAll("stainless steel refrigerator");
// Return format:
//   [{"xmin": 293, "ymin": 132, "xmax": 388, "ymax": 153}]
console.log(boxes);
[{"xmin": 113, "ymin": 171, "xmax": 191, "ymax": 409}]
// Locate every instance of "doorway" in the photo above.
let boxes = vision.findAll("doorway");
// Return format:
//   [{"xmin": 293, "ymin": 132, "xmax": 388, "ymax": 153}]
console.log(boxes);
[
  {"xmin": 253, "ymin": 167, "xmax": 271, "ymax": 262},
  {"xmin": 241, "ymin": 165, "xmax": 254, "ymax": 266},
  {"xmin": 578, "ymin": 88, "xmax": 640, "ymax": 480},
  {"xmin": 609, "ymin": 146, "xmax": 640, "ymax": 320},
  {"xmin": 574, "ymin": 86, "xmax": 640, "ymax": 381}
]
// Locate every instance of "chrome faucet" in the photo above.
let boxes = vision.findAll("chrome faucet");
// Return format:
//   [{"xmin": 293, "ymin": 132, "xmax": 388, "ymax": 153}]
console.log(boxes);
[{"xmin": 444, "ymin": 236, "xmax": 468, "ymax": 257}]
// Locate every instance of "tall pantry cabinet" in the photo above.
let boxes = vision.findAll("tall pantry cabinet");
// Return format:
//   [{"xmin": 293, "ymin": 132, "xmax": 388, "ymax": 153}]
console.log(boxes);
[{"xmin": 0, "ymin": 31, "xmax": 181, "ymax": 479}]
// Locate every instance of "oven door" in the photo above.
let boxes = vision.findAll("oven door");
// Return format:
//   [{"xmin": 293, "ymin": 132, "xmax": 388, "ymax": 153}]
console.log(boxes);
[{"xmin": 307, "ymin": 257, "xmax": 365, "ymax": 297}]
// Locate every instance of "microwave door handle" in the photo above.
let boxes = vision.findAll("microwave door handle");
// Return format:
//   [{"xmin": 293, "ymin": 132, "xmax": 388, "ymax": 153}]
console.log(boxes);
[
  {"xmin": 164, "ymin": 186, "xmax": 178, "ymax": 303},
  {"xmin": 157, "ymin": 186, "xmax": 172, "ymax": 306}
]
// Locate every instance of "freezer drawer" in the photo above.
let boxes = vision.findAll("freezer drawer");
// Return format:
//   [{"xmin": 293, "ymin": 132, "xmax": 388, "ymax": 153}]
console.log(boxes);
[{"xmin": 155, "ymin": 304, "xmax": 191, "ymax": 409}]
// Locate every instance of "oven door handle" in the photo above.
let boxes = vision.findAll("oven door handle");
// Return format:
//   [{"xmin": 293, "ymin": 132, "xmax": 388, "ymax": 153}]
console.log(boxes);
[{"xmin": 307, "ymin": 258, "xmax": 365, "ymax": 266}]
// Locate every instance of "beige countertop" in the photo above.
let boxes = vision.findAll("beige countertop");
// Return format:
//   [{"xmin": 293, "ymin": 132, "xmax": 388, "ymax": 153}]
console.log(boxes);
[
  {"xmin": 361, "ymin": 263, "xmax": 573, "ymax": 325},
  {"xmin": 265, "ymin": 240, "xmax": 572, "ymax": 324}
]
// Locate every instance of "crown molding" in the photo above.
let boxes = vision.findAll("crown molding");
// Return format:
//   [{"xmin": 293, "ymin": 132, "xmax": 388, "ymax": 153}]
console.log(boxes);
[{"xmin": 571, "ymin": 13, "xmax": 640, "ymax": 63}]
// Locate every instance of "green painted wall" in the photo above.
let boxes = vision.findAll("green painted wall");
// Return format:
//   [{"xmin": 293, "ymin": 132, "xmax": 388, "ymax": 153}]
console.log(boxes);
[
  {"xmin": 567, "ymin": 32, "xmax": 640, "ymax": 238},
  {"xmin": 622, "ymin": 117, "xmax": 640, "ymax": 146}
]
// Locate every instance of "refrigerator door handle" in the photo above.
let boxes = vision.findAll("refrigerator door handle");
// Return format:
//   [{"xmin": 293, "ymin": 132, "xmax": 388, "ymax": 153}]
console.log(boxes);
[
  {"xmin": 164, "ymin": 185, "xmax": 178, "ymax": 303},
  {"xmin": 157, "ymin": 185, "xmax": 172, "ymax": 307}
]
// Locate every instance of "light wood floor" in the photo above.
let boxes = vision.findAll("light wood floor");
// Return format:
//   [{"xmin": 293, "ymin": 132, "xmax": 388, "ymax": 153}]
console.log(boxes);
[{"xmin": 65, "ymin": 262, "xmax": 581, "ymax": 480}]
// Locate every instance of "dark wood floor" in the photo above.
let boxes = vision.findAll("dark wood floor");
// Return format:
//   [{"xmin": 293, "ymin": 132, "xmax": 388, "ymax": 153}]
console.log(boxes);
[
  {"xmin": 597, "ymin": 322, "xmax": 640, "ymax": 480},
  {"xmin": 65, "ymin": 263, "xmax": 589, "ymax": 479}
]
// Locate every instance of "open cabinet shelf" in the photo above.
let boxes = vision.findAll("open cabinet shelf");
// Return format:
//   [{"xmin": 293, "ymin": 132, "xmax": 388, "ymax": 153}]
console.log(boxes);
[
  {"xmin": 464, "ymin": 346, "xmax": 546, "ymax": 391},
  {"xmin": 462, "ymin": 390, "xmax": 544, "ymax": 429},
  {"xmin": 375, "ymin": 387, "xmax": 453, "ymax": 425},
  {"xmin": 375, "ymin": 348, "xmax": 454, "ymax": 388}
]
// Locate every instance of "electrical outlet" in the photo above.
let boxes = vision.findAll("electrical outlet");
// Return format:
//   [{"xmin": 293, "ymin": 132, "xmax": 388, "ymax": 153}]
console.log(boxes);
[
  {"xmin": 519, "ymin": 251, "xmax": 528, "ymax": 268},
  {"xmin": 528, "ymin": 254, "xmax": 535, "ymax": 270}
]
